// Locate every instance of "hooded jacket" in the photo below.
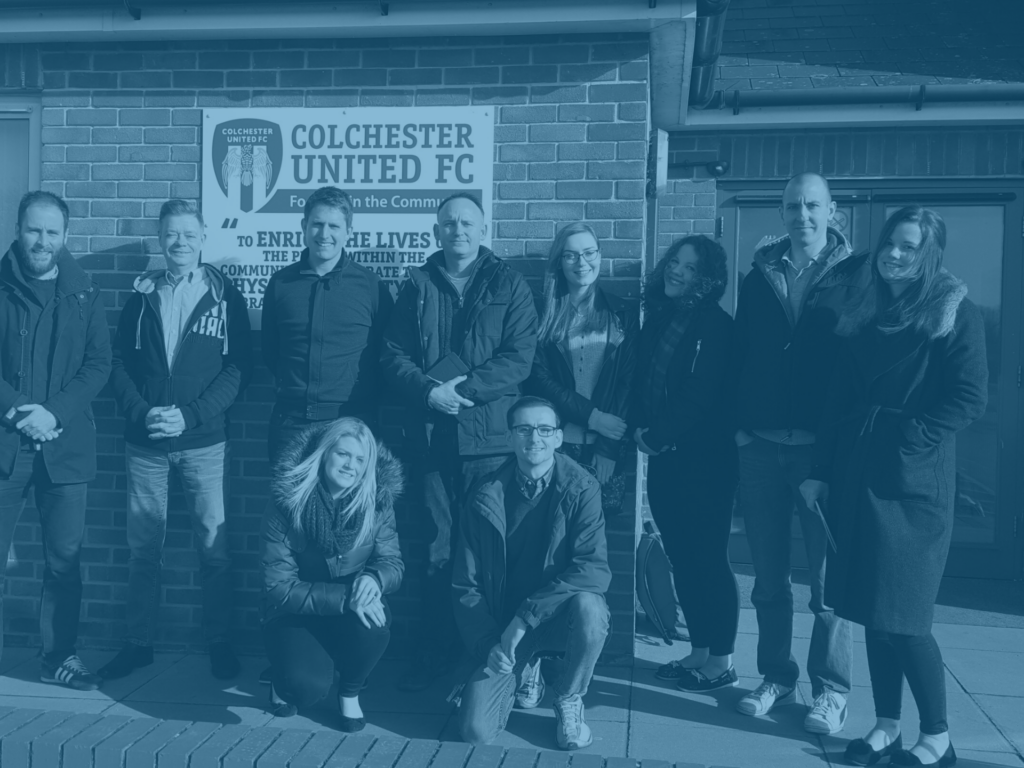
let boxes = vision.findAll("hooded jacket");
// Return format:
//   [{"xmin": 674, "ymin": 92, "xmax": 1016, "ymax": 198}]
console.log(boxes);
[
  {"xmin": 261, "ymin": 424, "xmax": 406, "ymax": 623},
  {"xmin": 0, "ymin": 244, "xmax": 111, "ymax": 482},
  {"xmin": 452, "ymin": 452, "xmax": 611, "ymax": 662},
  {"xmin": 109, "ymin": 264, "xmax": 252, "ymax": 452},
  {"xmin": 732, "ymin": 227, "xmax": 871, "ymax": 434},
  {"xmin": 381, "ymin": 248, "xmax": 538, "ymax": 456}
]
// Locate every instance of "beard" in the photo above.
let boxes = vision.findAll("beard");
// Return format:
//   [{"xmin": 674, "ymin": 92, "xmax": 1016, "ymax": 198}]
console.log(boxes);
[{"xmin": 16, "ymin": 243, "xmax": 58, "ymax": 278}]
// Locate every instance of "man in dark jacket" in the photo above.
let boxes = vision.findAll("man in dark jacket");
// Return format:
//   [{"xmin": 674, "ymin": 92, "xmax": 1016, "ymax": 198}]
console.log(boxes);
[
  {"xmin": 732, "ymin": 173, "xmax": 869, "ymax": 733},
  {"xmin": 0, "ymin": 191, "xmax": 111, "ymax": 690},
  {"xmin": 262, "ymin": 186, "xmax": 393, "ymax": 462},
  {"xmin": 102, "ymin": 199, "xmax": 252, "ymax": 682},
  {"xmin": 381, "ymin": 192, "xmax": 538, "ymax": 691},
  {"xmin": 453, "ymin": 396, "xmax": 610, "ymax": 750}
]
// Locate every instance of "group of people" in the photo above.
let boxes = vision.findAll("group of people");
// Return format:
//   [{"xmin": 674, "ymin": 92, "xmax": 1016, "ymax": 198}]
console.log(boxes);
[{"xmin": 0, "ymin": 171, "xmax": 986, "ymax": 766}]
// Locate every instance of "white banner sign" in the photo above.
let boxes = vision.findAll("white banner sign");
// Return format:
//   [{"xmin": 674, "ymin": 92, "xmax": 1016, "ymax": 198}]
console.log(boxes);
[{"xmin": 200, "ymin": 107, "xmax": 494, "ymax": 326}]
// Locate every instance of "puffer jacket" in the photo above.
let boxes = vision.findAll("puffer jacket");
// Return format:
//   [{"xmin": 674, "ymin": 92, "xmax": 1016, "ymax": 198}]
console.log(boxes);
[
  {"xmin": 452, "ymin": 452, "xmax": 610, "ymax": 662},
  {"xmin": 261, "ymin": 424, "xmax": 405, "ymax": 623}
]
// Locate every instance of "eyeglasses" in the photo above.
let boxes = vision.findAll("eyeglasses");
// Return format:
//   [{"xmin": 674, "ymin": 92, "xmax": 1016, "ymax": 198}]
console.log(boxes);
[
  {"xmin": 561, "ymin": 249, "xmax": 600, "ymax": 264},
  {"xmin": 511, "ymin": 425, "xmax": 560, "ymax": 438}
]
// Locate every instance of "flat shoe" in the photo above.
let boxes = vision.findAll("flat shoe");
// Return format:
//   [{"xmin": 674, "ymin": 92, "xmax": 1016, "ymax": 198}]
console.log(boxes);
[
  {"xmin": 338, "ymin": 715, "xmax": 366, "ymax": 732},
  {"xmin": 890, "ymin": 743, "xmax": 956, "ymax": 767},
  {"xmin": 676, "ymin": 666, "xmax": 739, "ymax": 692},
  {"xmin": 844, "ymin": 733, "xmax": 902, "ymax": 766}
]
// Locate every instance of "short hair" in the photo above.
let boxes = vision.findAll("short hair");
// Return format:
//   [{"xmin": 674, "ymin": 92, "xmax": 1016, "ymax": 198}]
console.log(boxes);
[
  {"xmin": 784, "ymin": 172, "xmax": 832, "ymax": 202},
  {"xmin": 437, "ymin": 191, "xmax": 485, "ymax": 218},
  {"xmin": 18, "ymin": 191, "xmax": 69, "ymax": 232},
  {"xmin": 158, "ymin": 199, "xmax": 204, "ymax": 228},
  {"xmin": 506, "ymin": 396, "xmax": 561, "ymax": 430},
  {"xmin": 303, "ymin": 186, "xmax": 354, "ymax": 229}
]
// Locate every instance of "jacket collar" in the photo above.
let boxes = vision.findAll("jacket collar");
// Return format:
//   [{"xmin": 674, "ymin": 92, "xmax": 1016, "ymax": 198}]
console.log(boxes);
[
  {"xmin": 424, "ymin": 247, "xmax": 499, "ymax": 287},
  {"xmin": 1, "ymin": 243, "xmax": 93, "ymax": 298},
  {"xmin": 297, "ymin": 248, "xmax": 348, "ymax": 278},
  {"xmin": 753, "ymin": 226, "xmax": 854, "ymax": 278},
  {"xmin": 133, "ymin": 262, "xmax": 226, "ymax": 302}
]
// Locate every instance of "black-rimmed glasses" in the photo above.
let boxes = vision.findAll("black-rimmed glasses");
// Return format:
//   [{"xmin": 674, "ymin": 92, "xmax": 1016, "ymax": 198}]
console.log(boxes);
[
  {"xmin": 561, "ymin": 249, "xmax": 600, "ymax": 264},
  {"xmin": 511, "ymin": 425, "xmax": 560, "ymax": 438}
]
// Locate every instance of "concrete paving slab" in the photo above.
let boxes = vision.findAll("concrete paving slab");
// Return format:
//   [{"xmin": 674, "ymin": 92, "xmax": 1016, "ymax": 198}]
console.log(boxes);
[
  {"xmin": 358, "ymin": 662, "xmax": 466, "ymax": 715},
  {"xmin": 973, "ymin": 695, "xmax": 1024, "ymax": 754},
  {"xmin": 0, "ymin": 694, "xmax": 113, "ymax": 713},
  {"xmin": 101, "ymin": 701, "xmax": 274, "ymax": 727},
  {"xmin": 121, "ymin": 653, "xmax": 266, "ymax": 706},
  {"xmin": 0, "ymin": 646, "xmax": 37, "ymax": 676},
  {"xmin": 627, "ymin": 720, "xmax": 827, "ymax": 766},
  {"xmin": 933, "ymin": 623, "xmax": 1024, "ymax": 653},
  {"xmin": 944, "ymin": 648, "xmax": 1024, "ymax": 697},
  {"xmin": 954, "ymin": 750, "xmax": 1024, "ymax": 767}
]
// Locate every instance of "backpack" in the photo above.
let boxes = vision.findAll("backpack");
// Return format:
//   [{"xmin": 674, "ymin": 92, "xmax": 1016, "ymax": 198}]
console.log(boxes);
[{"xmin": 635, "ymin": 520, "xmax": 685, "ymax": 644}]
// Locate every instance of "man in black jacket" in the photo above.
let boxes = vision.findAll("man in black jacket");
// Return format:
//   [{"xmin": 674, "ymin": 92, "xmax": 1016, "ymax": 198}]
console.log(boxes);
[
  {"xmin": 262, "ymin": 186, "xmax": 393, "ymax": 463},
  {"xmin": 0, "ymin": 191, "xmax": 111, "ymax": 690},
  {"xmin": 103, "ymin": 199, "xmax": 252, "ymax": 682},
  {"xmin": 732, "ymin": 173, "xmax": 868, "ymax": 733},
  {"xmin": 382, "ymin": 192, "xmax": 538, "ymax": 691}
]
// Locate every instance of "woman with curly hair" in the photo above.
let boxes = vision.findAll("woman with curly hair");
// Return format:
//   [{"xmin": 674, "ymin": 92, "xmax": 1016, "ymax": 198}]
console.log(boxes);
[
  {"xmin": 801, "ymin": 207, "xmax": 988, "ymax": 767},
  {"xmin": 261, "ymin": 417, "xmax": 405, "ymax": 731},
  {"xmin": 633, "ymin": 235, "xmax": 741, "ymax": 692}
]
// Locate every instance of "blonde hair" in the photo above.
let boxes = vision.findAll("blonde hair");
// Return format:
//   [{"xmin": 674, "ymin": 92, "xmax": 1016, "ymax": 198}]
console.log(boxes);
[{"xmin": 276, "ymin": 417, "xmax": 379, "ymax": 547}]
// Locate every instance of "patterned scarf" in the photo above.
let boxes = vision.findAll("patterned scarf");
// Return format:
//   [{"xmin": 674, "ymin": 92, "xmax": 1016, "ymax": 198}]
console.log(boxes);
[
  {"xmin": 303, "ymin": 480, "xmax": 367, "ymax": 558},
  {"xmin": 645, "ymin": 307, "xmax": 692, "ymax": 423}
]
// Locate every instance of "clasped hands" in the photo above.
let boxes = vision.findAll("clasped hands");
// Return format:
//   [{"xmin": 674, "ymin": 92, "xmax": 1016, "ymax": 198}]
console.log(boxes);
[
  {"xmin": 146, "ymin": 405, "xmax": 186, "ymax": 440},
  {"xmin": 427, "ymin": 375, "xmax": 474, "ymax": 416},
  {"xmin": 347, "ymin": 573, "xmax": 386, "ymax": 629},
  {"xmin": 4, "ymin": 404, "xmax": 61, "ymax": 443},
  {"xmin": 487, "ymin": 616, "xmax": 528, "ymax": 675}
]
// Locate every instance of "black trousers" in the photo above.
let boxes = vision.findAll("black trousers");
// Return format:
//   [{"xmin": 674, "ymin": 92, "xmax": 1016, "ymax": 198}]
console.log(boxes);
[
  {"xmin": 263, "ymin": 601, "xmax": 391, "ymax": 707},
  {"xmin": 865, "ymin": 629, "xmax": 948, "ymax": 735},
  {"xmin": 646, "ymin": 444, "xmax": 740, "ymax": 656}
]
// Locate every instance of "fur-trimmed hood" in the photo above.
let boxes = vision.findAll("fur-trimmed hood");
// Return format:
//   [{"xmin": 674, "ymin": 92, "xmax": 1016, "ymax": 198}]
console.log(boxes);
[
  {"xmin": 836, "ymin": 269, "xmax": 968, "ymax": 340},
  {"xmin": 271, "ymin": 423, "xmax": 405, "ymax": 519}
]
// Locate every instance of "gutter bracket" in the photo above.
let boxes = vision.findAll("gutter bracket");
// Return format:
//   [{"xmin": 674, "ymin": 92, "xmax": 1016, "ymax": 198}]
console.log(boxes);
[
  {"xmin": 916, "ymin": 84, "xmax": 926, "ymax": 111},
  {"xmin": 123, "ymin": 0, "xmax": 141, "ymax": 20},
  {"xmin": 379, "ymin": 1, "xmax": 389, "ymax": 15}
]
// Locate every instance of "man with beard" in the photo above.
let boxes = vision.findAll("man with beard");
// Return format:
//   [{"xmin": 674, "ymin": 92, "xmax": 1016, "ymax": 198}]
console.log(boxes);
[{"xmin": 0, "ymin": 191, "xmax": 111, "ymax": 689}]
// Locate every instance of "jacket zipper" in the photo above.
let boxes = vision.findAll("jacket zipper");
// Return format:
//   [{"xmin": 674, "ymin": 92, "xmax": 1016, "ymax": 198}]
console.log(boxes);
[{"xmin": 690, "ymin": 339, "xmax": 702, "ymax": 373}]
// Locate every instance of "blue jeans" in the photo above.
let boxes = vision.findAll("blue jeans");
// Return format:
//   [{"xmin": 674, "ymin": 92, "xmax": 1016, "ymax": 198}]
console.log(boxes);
[
  {"xmin": 125, "ymin": 441, "xmax": 231, "ymax": 646},
  {"xmin": 737, "ymin": 435, "xmax": 853, "ymax": 696},
  {"xmin": 459, "ymin": 592, "xmax": 610, "ymax": 745},
  {"xmin": 0, "ymin": 448, "xmax": 87, "ymax": 665}
]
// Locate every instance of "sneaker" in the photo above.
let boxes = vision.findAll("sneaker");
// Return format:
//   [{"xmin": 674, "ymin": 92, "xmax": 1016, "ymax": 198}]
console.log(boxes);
[
  {"xmin": 735, "ymin": 682, "xmax": 796, "ymax": 716},
  {"xmin": 553, "ymin": 694, "xmax": 593, "ymax": 750},
  {"xmin": 515, "ymin": 658, "xmax": 545, "ymax": 709},
  {"xmin": 98, "ymin": 643, "xmax": 154, "ymax": 680},
  {"xmin": 804, "ymin": 690, "xmax": 848, "ymax": 735},
  {"xmin": 654, "ymin": 658, "xmax": 699, "ymax": 681},
  {"xmin": 40, "ymin": 654, "xmax": 102, "ymax": 691},
  {"xmin": 676, "ymin": 666, "xmax": 739, "ymax": 692},
  {"xmin": 209, "ymin": 642, "xmax": 241, "ymax": 680}
]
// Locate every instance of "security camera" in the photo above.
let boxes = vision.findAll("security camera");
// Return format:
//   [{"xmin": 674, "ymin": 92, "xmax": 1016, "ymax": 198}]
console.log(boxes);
[{"xmin": 706, "ymin": 160, "xmax": 730, "ymax": 177}]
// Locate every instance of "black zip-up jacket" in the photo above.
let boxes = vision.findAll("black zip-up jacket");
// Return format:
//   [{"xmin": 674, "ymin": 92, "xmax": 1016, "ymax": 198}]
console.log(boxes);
[
  {"xmin": 110, "ymin": 264, "xmax": 252, "ymax": 452},
  {"xmin": 0, "ymin": 245, "xmax": 111, "ymax": 482},
  {"xmin": 732, "ymin": 228, "xmax": 871, "ymax": 434},
  {"xmin": 527, "ymin": 288, "xmax": 638, "ymax": 461},
  {"xmin": 262, "ymin": 250, "xmax": 394, "ymax": 420}
]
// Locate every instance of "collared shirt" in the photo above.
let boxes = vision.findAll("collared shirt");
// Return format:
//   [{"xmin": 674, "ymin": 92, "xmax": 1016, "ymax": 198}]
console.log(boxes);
[
  {"xmin": 781, "ymin": 248, "xmax": 826, "ymax": 325},
  {"xmin": 155, "ymin": 267, "xmax": 207, "ymax": 369},
  {"xmin": 515, "ymin": 463, "xmax": 554, "ymax": 501}
]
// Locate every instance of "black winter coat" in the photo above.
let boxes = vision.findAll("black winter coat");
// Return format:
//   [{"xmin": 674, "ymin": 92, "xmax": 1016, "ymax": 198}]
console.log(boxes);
[
  {"xmin": 812, "ymin": 273, "xmax": 988, "ymax": 635},
  {"xmin": 0, "ymin": 246, "xmax": 111, "ymax": 482},
  {"xmin": 527, "ymin": 288, "xmax": 638, "ymax": 461},
  {"xmin": 261, "ymin": 425, "xmax": 406, "ymax": 623},
  {"xmin": 110, "ymin": 265, "xmax": 252, "ymax": 452},
  {"xmin": 381, "ymin": 249, "xmax": 538, "ymax": 456}
]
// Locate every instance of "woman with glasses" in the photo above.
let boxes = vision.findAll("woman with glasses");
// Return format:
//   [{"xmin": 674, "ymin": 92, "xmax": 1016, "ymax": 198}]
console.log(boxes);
[
  {"xmin": 527, "ymin": 222, "xmax": 638, "ymax": 515},
  {"xmin": 801, "ymin": 207, "xmax": 988, "ymax": 767},
  {"xmin": 261, "ymin": 417, "xmax": 405, "ymax": 731},
  {"xmin": 633, "ymin": 236, "xmax": 741, "ymax": 693}
]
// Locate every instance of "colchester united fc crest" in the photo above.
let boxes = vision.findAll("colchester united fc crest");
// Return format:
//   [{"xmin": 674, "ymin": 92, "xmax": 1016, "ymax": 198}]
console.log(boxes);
[{"xmin": 211, "ymin": 119, "xmax": 283, "ymax": 213}]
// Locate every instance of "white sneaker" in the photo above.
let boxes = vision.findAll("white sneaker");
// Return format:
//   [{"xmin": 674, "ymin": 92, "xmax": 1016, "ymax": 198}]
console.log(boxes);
[
  {"xmin": 804, "ymin": 690, "xmax": 847, "ymax": 734},
  {"xmin": 736, "ymin": 682, "xmax": 797, "ymax": 716},
  {"xmin": 515, "ymin": 658, "xmax": 545, "ymax": 709},
  {"xmin": 553, "ymin": 694, "xmax": 592, "ymax": 750}
]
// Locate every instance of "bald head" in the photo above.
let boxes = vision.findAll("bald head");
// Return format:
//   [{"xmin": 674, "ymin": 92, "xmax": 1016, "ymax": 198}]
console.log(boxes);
[{"xmin": 780, "ymin": 172, "xmax": 836, "ymax": 253}]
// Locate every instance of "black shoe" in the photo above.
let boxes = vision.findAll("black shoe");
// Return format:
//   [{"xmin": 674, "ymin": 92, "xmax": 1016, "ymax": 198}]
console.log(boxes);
[
  {"xmin": 676, "ymin": 666, "xmax": 739, "ymax": 692},
  {"xmin": 844, "ymin": 733, "xmax": 902, "ymax": 766},
  {"xmin": 98, "ymin": 644, "xmax": 154, "ymax": 680},
  {"xmin": 338, "ymin": 714, "xmax": 366, "ymax": 732},
  {"xmin": 890, "ymin": 743, "xmax": 956, "ymax": 767},
  {"xmin": 269, "ymin": 684, "xmax": 297, "ymax": 718},
  {"xmin": 209, "ymin": 642, "xmax": 241, "ymax": 680},
  {"xmin": 40, "ymin": 654, "xmax": 102, "ymax": 691}
]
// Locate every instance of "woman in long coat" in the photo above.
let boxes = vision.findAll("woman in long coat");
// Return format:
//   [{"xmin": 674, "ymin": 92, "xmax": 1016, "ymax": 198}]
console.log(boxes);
[{"xmin": 802, "ymin": 207, "xmax": 988, "ymax": 767}]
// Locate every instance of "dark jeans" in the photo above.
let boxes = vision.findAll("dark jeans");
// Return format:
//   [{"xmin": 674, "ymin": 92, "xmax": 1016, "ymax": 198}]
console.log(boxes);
[
  {"xmin": 866, "ymin": 629, "xmax": 948, "ymax": 735},
  {"xmin": 0, "ymin": 449, "xmax": 87, "ymax": 665},
  {"xmin": 417, "ymin": 438, "xmax": 509, "ymax": 661},
  {"xmin": 737, "ymin": 435, "xmax": 853, "ymax": 695},
  {"xmin": 263, "ymin": 600, "xmax": 392, "ymax": 707},
  {"xmin": 267, "ymin": 406, "xmax": 376, "ymax": 465},
  {"xmin": 459, "ymin": 592, "xmax": 610, "ymax": 745},
  {"xmin": 647, "ymin": 446, "xmax": 739, "ymax": 656}
]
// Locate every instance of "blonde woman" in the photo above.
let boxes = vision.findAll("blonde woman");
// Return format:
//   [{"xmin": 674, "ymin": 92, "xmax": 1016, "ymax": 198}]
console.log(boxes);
[{"xmin": 261, "ymin": 417, "xmax": 404, "ymax": 731}]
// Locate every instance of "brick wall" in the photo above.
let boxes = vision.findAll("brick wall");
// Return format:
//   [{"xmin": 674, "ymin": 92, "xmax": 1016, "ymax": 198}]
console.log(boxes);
[
  {"xmin": 2, "ymin": 33, "xmax": 650, "ymax": 661},
  {"xmin": 718, "ymin": 0, "xmax": 1024, "ymax": 91}
]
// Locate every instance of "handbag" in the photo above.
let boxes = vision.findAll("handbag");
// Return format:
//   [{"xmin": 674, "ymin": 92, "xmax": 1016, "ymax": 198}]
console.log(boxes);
[{"xmin": 635, "ymin": 520, "xmax": 684, "ymax": 644}]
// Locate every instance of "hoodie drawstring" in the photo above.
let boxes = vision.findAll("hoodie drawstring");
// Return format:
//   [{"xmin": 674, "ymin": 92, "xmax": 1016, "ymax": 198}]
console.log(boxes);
[
  {"xmin": 135, "ymin": 301, "xmax": 145, "ymax": 350},
  {"xmin": 221, "ymin": 299, "xmax": 229, "ymax": 355}
]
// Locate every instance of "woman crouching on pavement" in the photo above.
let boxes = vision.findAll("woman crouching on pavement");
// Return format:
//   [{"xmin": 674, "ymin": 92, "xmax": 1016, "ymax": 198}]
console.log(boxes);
[
  {"xmin": 261, "ymin": 417, "xmax": 405, "ymax": 731},
  {"xmin": 801, "ymin": 207, "xmax": 988, "ymax": 767}
]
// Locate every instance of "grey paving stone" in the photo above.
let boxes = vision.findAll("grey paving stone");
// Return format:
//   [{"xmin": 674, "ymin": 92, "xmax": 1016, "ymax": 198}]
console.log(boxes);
[
  {"xmin": 432, "ymin": 741, "xmax": 474, "ymax": 768},
  {"xmin": 0, "ymin": 707, "xmax": 14, "ymax": 722},
  {"xmin": 93, "ymin": 718, "xmax": 164, "ymax": 768},
  {"xmin": 63, "ymin": 715, "xmax": 134, "ymax": 768},
  {"xmin": 360, "ymin": 735, "xmax": 408, "ymax": 768},
  {"xmin": 638, "ymin": 760, "xmax": 671, "ymax": 768},
  {"xmin": 154, "ymin": 721, "xmax": 221, "ymax": 767},
  {"xmin": 0, "ymin": 710, "xmax": 74, "ymax": 766},
  {"xmin": 255, "ymin": 728, "xmax": 313, "ymax": 767},
  {"xmin": 605, "ymin": 759, "xmax": 639, "ymax": 768},
  {"xmin": 223, "ymin": 726, "xmax": 284, "ymax": 767},
  {"xmin": 502, "ymin": 747, "xmax": 541, "ymax": 768},
  {"xmin": 289, "ymin": 731, "xmax": 347, "ymax": 768},
  {"xmin": 536, "ymin": 751, "xmax": 571, "ymax": 768},
  {"xmin": 125, "ymin": 720, "xmax": 192, "ymax": 768},
  {"xmin": 31, "ymin": 713, "xmax": 103, "ymax": 768},
  {"xmin": 393, "ymin": 738, "xmax": 441, "ymax": 768},
  {"xmin": 466, "ymin": 744, "xmax": 505, "ymax": 768},
  {"xmin": 571, "ymin": 755, "xmax": 605, "ymax": 768},
  {"xmin": 190, "ymin": 724, "xmax": 252, "ymax": 768},
  {"xmin": 0, "ymin": 707, "xmax": 43, "ymax": 739},
  {"xmin": 324, "ymin": 732, "xmax": 377, "ymax": 767}
]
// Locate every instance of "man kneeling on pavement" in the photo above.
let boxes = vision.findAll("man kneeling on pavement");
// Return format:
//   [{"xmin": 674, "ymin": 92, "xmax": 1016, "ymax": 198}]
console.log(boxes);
[{"xmin": 452, "ymin": 395, "xmax": 610, "ymax": 750}]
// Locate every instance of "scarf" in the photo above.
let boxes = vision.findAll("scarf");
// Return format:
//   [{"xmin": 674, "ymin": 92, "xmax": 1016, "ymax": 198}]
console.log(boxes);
[
  {"xmin": 303, "ymin": 480, "xmax": 367, "ymax": 558},
  {"xmin": 645, "ymin": 307, "xmax": 692, "ymax": 423}
]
